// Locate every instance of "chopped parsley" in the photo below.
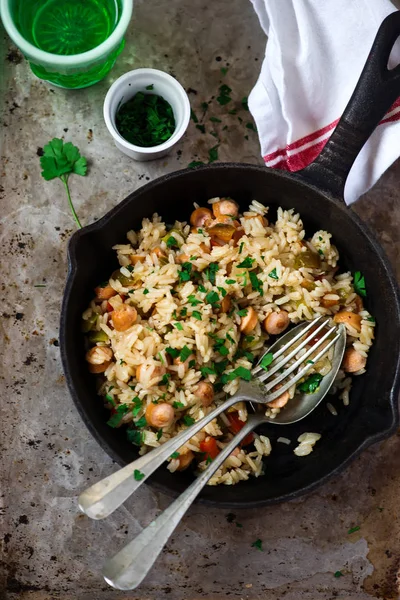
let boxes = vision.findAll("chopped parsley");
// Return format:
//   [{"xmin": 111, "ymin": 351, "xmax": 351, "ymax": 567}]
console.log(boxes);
[
  {"xmin": 217, "ymin": 84, "xmax": 232, "ymax": 105},
  {"xmin": 161, "ymin": 373, "xmax": 171, "ymax": 386},
  {"xmin": 251, "ymin": 539, "xmax": 263, "ymax": 551},
  {"xmin": 213, "ymin": 337, "xmax": 229, "ymax": 356},
  {"xmin": 246, "ymin": 122, "xmax": 257, "ymax": 132},
  {"xmin": 237, "ymin": 308, "xmax": 248, "ymax": 317},
  {"xmin": 237, "ymin": 257, "xmax": 254, "ymax": 269},
  {"xmin": 196, "ymin": 124, "xmax": 206, "ymax": 134},
  {"xmin": 260, "ymin": 352, "xmax": 274, "ymax": 370},
  {"xmin": 119, "ymin": 359, "xmax": 126, "ymax": 365},
  {"xmin": 156, "ymin": 429, "xmax": 163, "ymax": 441},
  {"xmin": 205, "ymin": 456, "xmax": 213, "ymax": 465},
  {"xmin": 208, "ymin": 145, "xmax": 219, "ymax": 163},
  {"xmin": 173, "ymin": 401, "xmax": 185, "ymax": 409},
  {"xmin": 205, "ymin": 263, "xmax": 219, "ymax": 285},
  {"xmin": 318, "ymin": 249, "xmax": 324, "ymax": 255},
  {"xmin": 135, "ymin": 416, "xmax": 147, "ymax": 428},
  {"xmin": 214, "ymin": 359, "xmax": 229, "ymax": 374},
  {"xmin": 205, "ymin": 291, "xmax": 220, "ymax": 305},
  {"xmin": 217, "ymin": 286, "xmax": 227, "ymax": 297},
  {"xmin": 180, "ymin": 307, "xmax": 187, "ymax": 317},
  {"xmin": 221, "ymin": 67, "xmax": 228, "ymax": 76},
  {"xmin": 143, "ymin": 288, "xmax": 149, "ymax": 295},
  {"xmin": 183, "ymin": 415, "xmax": 195, "ymax": 426},
  {"xmin": 239, "ymin": 242, "xmax": 244, "ymax": 254},
  {"xmin": 245, "ymin": 336, "xmax": 255, "ymax": 343},
  {"xmin": 241, "ymin": 96, "xmax": 249, "ymax": 110},
  {"xmin": 166, "ymin": 347, "xmax": 180, "ymax": 358},
  {"xmin": 131, "ymin": 397, "xmax": 143, "ymax": 418},
  {"xmin": 158, "ymin": 352, "xmax": 165, "ymax": 365},
  {"xmin": 298, "ymin": 373, "xmax": 323, "ymax": 394},
  {"xmin": 174, "ymin": 322, "xmax": 183, "ymax": 331},
  {"xmin": 353, "ymin": 271, "xmax": 367, "ymax": 297},
  {"xmin": 180, "ymin": 346, "xmax": 192, "ymax": 362},
  {"xmin": 249, "ymin": 271, "xmax": 263, "ymax": 295},
  {"xmin": 105, "ymin": 394, "xmax": 116, "ymax": 407},
  {"xmin": 225, "ymin": 279, "xmax": 236, "ymax": 284},
  {"xmin": 192, "ymin": 311, "xmax": 202, "ymax": 320},
  {"xmin": 166, "ymin": 235, "xmax": 178, "ymax": 248},
  {"xmin": 188, "ymin": 161, "xmax": 205, "ymax": 169},
  {"xmin": 190, "ymin": 109, "xmax": 198, "ymax": 123},
  {"xmin": 179, "ymin": 262, "xmax": 193, "ymax": 282},
  {"xmin": 189, "ymin": 359, "xmax": 196, "ymax": 368},
  {"xmin": 170, "ymin": 452, "xmax": 180, "ymax": 459},
  {"xmin": 226, "ymin": 333, "xmax": 235, "ymax": 343},
  {"xmin": 107, "ymin": 404, "xmax": 128, "ymax": 428},
  {"xmin": 268, "ymin": 268, "xmax": 279, "ymax": 280},
  {"xmin": 187, "ymin": 294, "xmax": 202, "ymax": 306},
  {"xmin": 210, "ymin": 116, "xmax": 222, "ymax": 123},
  {"xmin": 127, "ymin": 429, "xmax": 144, "ymax": 446},
  {"xmin": 133, "ymin": 469, "xmax": 145, "ymax": 481},
  {"xmin": 221, "ymin": 366, "xmax": 252, "ymax": 383},
  {"xmin": 334, "ymin": 571, "xmax": 343, "ymax": 578},
  {"xmin": 200, "ymin": 366, "xmax": 217, "ymax": 377},
  {"xmin": 367, "ymin": 316, "xmax": 375, "ymax": 323},
  {"xmin": 198, "ymin": 284, "xmax": 207, "ymax": 293},
  {"xmin": 347, "ymin": 526, "xmax": 360, "ymax": 534}
]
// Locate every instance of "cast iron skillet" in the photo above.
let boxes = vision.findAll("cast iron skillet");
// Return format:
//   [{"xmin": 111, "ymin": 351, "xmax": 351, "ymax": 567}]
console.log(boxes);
[{"xmin": 61, "ymin": 13, "xmax": 400, "ymax": 508}]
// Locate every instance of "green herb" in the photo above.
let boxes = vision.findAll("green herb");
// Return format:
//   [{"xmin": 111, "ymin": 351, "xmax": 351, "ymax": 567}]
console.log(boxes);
[
  {"xmin": 143, "ymin": 289, "xmax": 149, "ymax": 295},
  {"xmin": 146, "ymin": 83, "xmax": 154, "ymax": 90},
  {"xmin": 180, "ymin": 346, "xmax": 192, "ymax": 362},
  {"xmin": 192, "ymin": 311, "xmax": 202, "ymax": 320},
  {"xmin": 191, "ymin": 109, "xmax": 199, "ymax": 123},
  {"xmin": 210, "ymin": 131, "xmax": 219, "ymax": 139},
  {"xmin": 183, "ymin": 415, "xmax": 195, "ymax": 426},
  {"xmin": 200, "ymin": 366, "xmax": 217, "ymax": 376},
  {"xmin": 205, "ymin": 263, "xmax": 219, "ymax": 285},
  {"xmin": 179, "ymin": 261, "xmax": 193, "ymax": 282},
  {"xmin": 189, "ymin": 359, "xmax": 196, "ymax": 368},
  {"xmin": 298, "ymin": 373, "xmax": 323, "ymax": 394},
  {"xmin": 246, "ymin": 122, "xmax": 257, "ymax": 132},
  {"xmin": 217, "ymin": 286, "xmax": 227, "ymax": 297},
  {"xmin": 173, "ymin": 401, "xmax": 185, "ymax": 409},
  {"xmin": 237, "ymin": 309, "xmax": 248, "ymax": 317},
  {"xmin": 161, "ymin": 373, "xmax": 171, "ymax": 386},
  {"xmin": 40, "ymin": 138, "xmax": 87, "ymax": 229},
  {"xmin": 206, "ymin": 456, "xmax": 213, "ymax": 465},
  {"xmin": 131, "ymin": 397, "xmax": 143, "ymax": 418},
  {"xmin": 166, "ymin": 235, "xmax": 178, "ymax": 248},
  {"xmin": 214, "ymin": 338, "xmax": 229, "ymax": 356},
  {"xmin": 198, "ymin": 284, "xmax": 207, "ymax": 293},
  {"xmin": 241, "ymin": 96, "xmax": 249, "ymax": 110},
  {"xmin": 251, "ymin": 539, "xmax": 263, "ymax": 551},
  {"xmin": 196, "ymin": 124, "xmax": 206, "ymax": 134},
  {"xmin": 170, "ymin": 452, "xmax": 180, "ymax": 459},
  {"xmin": 249, "ymin": 271, "xmax": 263, "ymax": 295},
  {"xmin": 190, "ymin": 256, "xmax": 197, "ymax": 261},
  {"xmin": 187, "ymin": 294, "xmax": 202, "ymax": 306},
  {"xmin": 226, "ymin": 333, "xmax": 235, "ymax": 343},
  {"xmin": 116, "ymin": 92, "xmax": 175, "ymax": 147},
  {"xmin": 127, "ymin": 429, "xmax": 144, "ymax": 446},
  {"xmin": 174, "ymin": 322, "xmax": 183, "ymax": 331},
  {"xmin": 260, "ymin": 353, "xmax": 274, "ymax": 370},
  {"xmin": 208, "ymin": 145, "xmax": 219, "ymax": 163},
  {"xmin": 239, "ymin": 242, "xmax": 244, "ymax": 254},
  {"xmin": 107, "ymin": 404, "xmax": 128, "ymax": 428},
  {"xmin": 318, "ymin": 249, "xmax": 324, "ymax": 255},
  {"xmin": 134, "ymin": 469, "xmax": 145, "ymax": 480},
  {"xmin": 205, "ymin": 291, "xmax": 220, "ymax": 305},
  {"xmin": 135, "ymin": 416, "xmax": 147, "ymax": 428},
  {"xmin": 237, "ymin": 257, "xmax": 254, "ymax": 269},
  {"xmin": 221, "ymin": 67, "xmax": 228, "ymax": 76},
  {"xmin": 166, "ymin": 347, "xmax": 180, "ymax": 359},
  {"xmin": 210, "ymin": 116, "xmax": 222, "ymax": 123},
  {"xmin": 201, "ymin": 101, "xmax": 209, "ymax": 112},
  {"xmin": 105, "ymin": 394, "xmax": 116, "ymax": 407},
  {"xmin": 214, "ymin": 359, "xmax": 229, "ymax": 374},
  {"xmin": 367, "ymin": 316, "xmax": 375, "ymax": 323},
  {"xmin": 226, "ymin": 279, "xmax": 236, "ymax": 284},
  {"xmin": 156, "ymin": 429, "xmax": 163, "ymax": 441},
  {"xmin": 245, "ymin": 336, "xmax": 255, "ymax": 343},
  {"xmin": 268, "ymin": 268, "xmax": 279, "ymax": 280},
  {"xmin": 353, "ymin": 271, "xmax": 367, "ymax": 297},
  {"xmin": 334, "ymin": 571, "xmax": 343, "ymax": 578},
  {"xmin": 217, "ymin": 84, "xmax": 232, "ymax": 105},
  {"xmin": 34, "ymin": 284, "xmax": 46, "ymax": 287},
  {"xmin": 126, "ymin": 265, "xmax": 134, "ymax": 272},
  {"xmin": 188, "ymin": 161, "xmax": 205, "ymax": 169},
  {"xmin": 347, "ymin": 526, "xmax": 360, "ymax": 534},
  {"xmin": 228, "ymin": 109, "xmax": 237, "ymax": 115},
  {"xmin": 180, "ymin": 307, "xmax": 187, "ymax": 317},
  {"xmin": 221, "ymin": 366, "xmax": 252, "ymax": 383}
]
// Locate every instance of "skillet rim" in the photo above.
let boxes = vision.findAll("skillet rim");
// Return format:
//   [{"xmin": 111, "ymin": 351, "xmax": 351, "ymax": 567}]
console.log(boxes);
[{"xmin": 60, "ymin": 162, "xmax": 400, "ymax": 508}]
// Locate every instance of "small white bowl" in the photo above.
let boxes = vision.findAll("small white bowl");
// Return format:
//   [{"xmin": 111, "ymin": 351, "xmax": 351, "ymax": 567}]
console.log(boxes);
[{"xmin": 103, "ymin": 68, "xmax": 191, "ymax": 161}]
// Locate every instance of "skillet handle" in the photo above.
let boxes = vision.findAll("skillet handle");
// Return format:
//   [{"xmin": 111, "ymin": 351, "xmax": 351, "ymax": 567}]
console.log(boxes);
[{"xmin": 299, "ymin": 11, "xmax": 400, "ymax": 199}]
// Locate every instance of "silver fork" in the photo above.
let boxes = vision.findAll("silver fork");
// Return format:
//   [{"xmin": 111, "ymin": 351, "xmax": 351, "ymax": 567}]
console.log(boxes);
[
  {"xmin": 79, "ymin": 317, "xmax": 344, "ymax": 522},
  {"xmin": 101, "ymin": 319, "xmax": 346, "ymax": 590}
]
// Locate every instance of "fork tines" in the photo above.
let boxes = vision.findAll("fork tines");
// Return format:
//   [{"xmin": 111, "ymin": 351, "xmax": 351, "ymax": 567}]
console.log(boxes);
[{"xmin": 252, "ymin": 318, "xmax": 341, "ymax": 403}]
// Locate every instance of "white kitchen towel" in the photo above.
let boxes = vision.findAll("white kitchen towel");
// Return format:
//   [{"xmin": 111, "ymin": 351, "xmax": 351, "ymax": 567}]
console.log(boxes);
[{"xmin": 248, "ymin": 0, "xmax": 400, "ymax": 204}]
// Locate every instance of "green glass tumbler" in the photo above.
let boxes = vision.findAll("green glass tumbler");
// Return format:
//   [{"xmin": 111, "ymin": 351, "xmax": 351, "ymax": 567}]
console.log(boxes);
[{"xmin": 0, "ymin": 0, "xmax": 133, "ymax": 89}]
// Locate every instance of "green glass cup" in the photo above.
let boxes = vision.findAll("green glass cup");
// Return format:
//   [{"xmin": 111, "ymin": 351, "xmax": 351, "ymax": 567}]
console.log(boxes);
[{"xmin": 0, "ymin": 0, "xmax": 133, "ymax": 89}]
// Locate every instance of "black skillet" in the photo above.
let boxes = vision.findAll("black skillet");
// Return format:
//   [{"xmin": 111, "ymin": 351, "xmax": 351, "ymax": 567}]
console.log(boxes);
[{"xmin": 60, "ymin": 13, "xmax": 400, "ymax": 508}]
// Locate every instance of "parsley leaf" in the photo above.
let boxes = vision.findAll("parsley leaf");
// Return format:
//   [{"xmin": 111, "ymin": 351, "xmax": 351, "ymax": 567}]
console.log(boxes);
[
  {"xmin": 131, "ymin": 397, "xmax": 143, "ymax": 418},
  {"xmin": 221, "ymin": 67, "xmax": 228, "ymax": 76},
  {"xmin": 237, "ymin": 309, "xmax": 248, "ymax": 317},
  {"xmin": 40, "ymin": 138, "xmax": 87, "ymax": 229},
  {"xmin": 268, "ymin": 268, "xmax": 279, "ymax": 280},
  {"xmin": 173, "ymin": 401, "xmax": 185, "ymax": 409},
  {"xmin": 260, "ymin": 352, "xmax": 274, "ymax": 370},
  {"xmin": 246, "ymin": 122, "xmax": 257, "ymax": 132},
  {"xmin": 127, "ymin": 429, "xmax": 144, "ymax": 446},
  {"xmin": 107, "ymin": 404, "xmax": 128, "ymax": 428},
  {"xmin": 217, "ymin": 84, "xmax": 232, "ymax": 105},
  {"xmin": 135, "ymin": 416, "xmax": 147, "ymax": 428},
  {"xmin": 208, "ymin": 145, "xmax": 219, "ymax": 163},
  {"xmin": 156, "ymin": 429, "xmax": 163, "ymax": 441},
  {"xmin": 221, "ymin": 366, "xmax": 252, "ymax": 383},
  {"xmin": 196, "ymin": 124, "xmax": 206, "ymax": 134},
  {"xmin": 179, "ymin": 346, "xmax": 192, "ymax": 362},
  {"xmin": 348, "ymin": 526, "xmax": 360, "ymax": 534},
  {"xmin": 205, "ymin": 291, "xmax": 220, "ymax": 305},
  {"xmin": 166, "ymin": 347, "xmax": 180, "ymax": 358},
  {"xmin": 217, "ymin": 286, "xmax": 227, "ymax": 297},
  {"xmin": 251, "ymin": 539, "xmax": 263, "ymax": 551},
  {"xmin": 237, "ymin": 257, "xmax": 254, "ymax": 269},
  {"xmin": 183, "ymin": 415, "xmax": 195, "ymax": 426},
  {"xmin": 190, "ymin": 109, "xmax": 199, "ymax": 123},
  {"xmin": 187, "ymin": 294, "xmax": 202, "ymax": 306},
  {"xmin": 200, "ymin": 366, "xmax": 217, "ymax": 377},
  {"xmin": 189, "ymin": 359, "xmax": 196, "ymax": 368},
  {"xmin": 174, "ymin": 322, "xmax": 183, "ymax": 331},
  {"xmin": 239, "ymin": 242, "xmax": 244, "ymax": 254},
  {"xmin": 170, "ymin": 451, "xmax": 180, "ymax": 459},
  {"xmin": 249, "ymin": 271, "xmax": 263, "ymax": 295},
  {"xmin": 188, "ymin": 161, "xmax": 205, "ymax": 169},
  {"xmin": 166, "ymin": 235, "xmax": 178, "ymax": 248},
  {"xmin": 241, "ymin": 96, "xmax": 249, "ymax": 111},
  {"xmin": 353, "ymin": 271, "xmax": 367, "ymax": 297},
  {"xmin": 198, "ymin": 284, "xmax": 207, "ymax": 293},
  {"xmin": 192, "ymin": 311, "xmax": 202, "ymax": 320},
  {"xmin": 226, "ymin": 279, "xmax": 236, "ymax": 284},
  {"xmin": 334, "ymin": 571, "xmax": 343, "ymax": 578},
  {"xmin": 205, "ymin": 263, "xmax": 219, "ymax": 284},
  {"xmin": 179, "ymin": 262, "xmax": 193, "ymax": 282},
  {"xmin": 210, "ymin": 116, "xmax": 222, "ymax": 123},
  {"xmin": 134, "ymin": 469, "xmax": 145, "ymax": 480},
  {"xmin": 298, "ymin": 373, "xmax": 323, "ymax": 394},
  {"xmin": 161, "ymin": 373, "xmax": 171, "ymax": 386}
]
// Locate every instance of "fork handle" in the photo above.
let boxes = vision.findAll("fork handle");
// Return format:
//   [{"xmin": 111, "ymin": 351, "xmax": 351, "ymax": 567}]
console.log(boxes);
[
  {"xmin": 78, "ymin": 394, "xmax": 242, "ymax": 519},
  {"xmin": 102, "ymin": 417, "xmax": 257, "ymax": 591}
]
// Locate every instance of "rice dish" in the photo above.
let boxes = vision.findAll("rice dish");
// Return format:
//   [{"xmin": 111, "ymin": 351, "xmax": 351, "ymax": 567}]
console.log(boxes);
[{"xmin": 82, "ymin": 198, "xmax": 375, "ymax": 485}]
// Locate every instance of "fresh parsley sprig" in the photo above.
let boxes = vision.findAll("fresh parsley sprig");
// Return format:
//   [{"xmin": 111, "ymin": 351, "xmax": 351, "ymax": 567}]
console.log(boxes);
[{"xmin": 40, "ymin": 138, "xmax": 87, "ymax": 229}]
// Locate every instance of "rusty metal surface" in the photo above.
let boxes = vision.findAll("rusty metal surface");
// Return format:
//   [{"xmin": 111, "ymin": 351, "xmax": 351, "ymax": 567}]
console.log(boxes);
[{"xmin": 1, "ymin": 0, "xmax": 400, "ymax": 598}]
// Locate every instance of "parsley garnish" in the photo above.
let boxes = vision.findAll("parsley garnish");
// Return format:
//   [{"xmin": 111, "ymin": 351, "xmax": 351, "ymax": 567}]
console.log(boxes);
[
  {"xmin": 145, "ymin": 84, "xmax": 154, "ymax": 90},
  {"xmin": 133, "ymin": 469, "xmax": 145, "ymax": 481},
  {"xmin": 190, "ymin": 109, "xmax": 198, "ymax": 123},
  {"xmin": 174, "ymin": 322, "xmax": 183, "ymax": 331},
  {"xmin": 221, "ymin": 366, "xmax": 252, "ymax": 383},
  {"xmin": 347, "ymin": 526, "xmax": 360, "ymax": 534},
  {"xmin": 131, "ymin": 397, "xmax": 143, "ymax": 418},
  {"xmin": 237, "ymin": 309, "xmax": 248, "ymax": 317},
  {"xmin": 213, "ymin": 338, "xmax": 229, "ymax": 356},
  {"xmin": 180, "ymin": 346, "xmax": 192, "ymax": 362},
  {"xmin": 187, "ymin": 294, "xmax": 202, "ymax": 306},
  {"xmin": 210, "ymin": 116, "xmax": 222, "ymax": 123},
  {"xmin": 205, "ymin": 291, "xmax": 220, "ymax": 305},
  {"xmin": 217, "ymin": 286, "xmax": 227, "ymax": 297},
  {"xmin": 107, "ymin": 404, "xmax": 128, "ymax": 428},
  {"xmin": 221, "ymin": 67, "xmax": 228, "ymax": 76},
  {"xmin": 367, "ymin": 316, "xmax": 375, "ymax": 323},
  {"xmin": 173, "ymin": 401, "xmax": 185, "ymax": 409},
  {"xmin": 161, "ymin": 373, "xmax": 171, "ymax": 386},
  {"xmin": 205, "ymin": 263, "xmax": 219, "ymax": 284},
  {"xmin": 192, "ymin": 311, "xmax": 202, "ymax": 320},
  {"xmin": 135, "ymin": 416, "xmax": 147, "ymax": 428},
  {"xmin": 353, "ymin": 271, "xmax": 367, "ymax": 297},
  {"xmin": 189, "ymin": 359, "xmax": 196, "ymax": 368},
  {"xmin": 208, "ymin": 145, "xmax": 219, "ymax": 163},
  {"xmin": 183, "ymin": 415, "xmax": 195, "ymax": 426},
  {"xmin": 127, "ymin": 429, "xmax": 144, "ymax": 446},
  {"xmin": 179, "ymin": 262, "xmax": 193, "ymax": 282},
  {"xmin": 206, "ymin": 456, "xmax": 213, "ymax": 465},
  {"xmin": 241, "ymin": 96, "xmax": 249, "ymax": 110},
  {"xmin": 196, "ymin": 124, "xmax": 206, "ymax": 134},
  {"xmin": 105, "ymin": 394, "xmax": 116, "ymax": 407},
  {"xmin": 245, "ymin": 336, "xmax": 254, "ymax": 343},
  {"xmin": 334, "ymin": 571, "xmax": 343, "ymax": 578},
  {"xmin": 225, "ymin": 279, "xmax": 236, "ymax": 284},
  {"xmin": 40, "ymin": 138, "xmax": 87, "ymax": 229},
  {"xmin": 268, "ymin": 268, "xmax": 279, "ymax": 280},
  {"xmin": 198, "ymin": 284, "xmax": 207, "ymax": 293},
  {"xmin": 239, "ymin": 242, "xmax": 244, "ymax": 254},
  {"xmin": 156, "ymin": 429, "xmax": 163, "ymax": 441},
  {"xmin": 217, "ymin": 84, "xmax": 232, "ymax": 105},
  {"xmin": 260, "ymin": 353, "xmax": 274, "ymax": 370},
  {"xmin": 166, "ymin": 347, "xmax": 180, "ymax": 358},
  {"xmin": 166, "ymin": 235, "xmax": 177, "ymax": 248},
  {"xmin": 170, "ymin": 452, "xmax": 180, "ymax": 459},
  {"xmin": 251, "ymin": 539, "xmax": 263, "ymax": 551},
  {"xmin": 143, "ymin": 289, "xmax": 149, "ymax": 295},
  {"xmin": 249, "ymin": 271, "xmax": 263, "ymax": 295},
  {"xmin": 116, "ymin": 92, "xmax": 175, "ymax": 147},
  {"xmin": 180, "ymin": 307, "xmax": 187, "ymax": 317},
  {"xmin": 188, "ymin": 161, "xmax": 205, "ymax": 169},
  {"xmin": 237, "ymin": 257, "xmax": 254, "ymax": 269},
  {"xmin": 200, "ymin": 366, "xmax": 217, "ymax": 376},
  {"xmin": 298, "ymin": 373, "xmax": 323, "ymax": 394},
  {"xmin": 246, "ymin": 122, "xmax": 257, "ymax": 132},
  {"xmin": 214, "ymin": 359, "xmax": 229, "ymax": 374}
]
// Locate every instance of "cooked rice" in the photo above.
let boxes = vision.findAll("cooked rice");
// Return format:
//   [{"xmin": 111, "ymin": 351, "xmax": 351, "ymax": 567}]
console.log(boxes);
[{"xmin": 82, "ymin": 199, "xmax": 375, "ymax": 485}]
